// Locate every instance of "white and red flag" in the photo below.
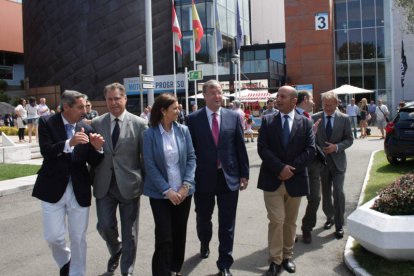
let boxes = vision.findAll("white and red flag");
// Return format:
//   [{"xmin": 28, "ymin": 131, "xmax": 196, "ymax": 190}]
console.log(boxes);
[{"xmin": 172, "ymin": 0, "xmax": 182, "ymax": 55}]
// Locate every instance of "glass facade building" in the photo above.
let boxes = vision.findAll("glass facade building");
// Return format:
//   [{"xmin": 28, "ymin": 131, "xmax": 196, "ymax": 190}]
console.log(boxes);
[{"xmin": 334, "ymin": 0, "xmax": 391, "ymax": 100}]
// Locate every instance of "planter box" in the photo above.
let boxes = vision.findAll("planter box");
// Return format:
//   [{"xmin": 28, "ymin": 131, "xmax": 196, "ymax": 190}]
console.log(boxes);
[{"xmin": 347, "ymin": 197, "xmax": 414, "ymax": 260}]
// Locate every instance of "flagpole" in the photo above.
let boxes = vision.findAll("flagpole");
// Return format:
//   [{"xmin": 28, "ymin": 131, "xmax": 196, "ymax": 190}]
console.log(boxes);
[
  {"xmin": 214, "ymin": 0, "xmax": 219, "ymax": 81},
  {"xmin": 173, "ymin": 46, "xmax": 177, "ymax": 97}
]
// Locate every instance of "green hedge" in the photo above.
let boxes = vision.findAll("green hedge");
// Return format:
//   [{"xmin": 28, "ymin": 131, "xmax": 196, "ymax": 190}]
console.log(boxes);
[{"xmin": 0, "ymin": 126, "xmax": 35, "ymax": 136}]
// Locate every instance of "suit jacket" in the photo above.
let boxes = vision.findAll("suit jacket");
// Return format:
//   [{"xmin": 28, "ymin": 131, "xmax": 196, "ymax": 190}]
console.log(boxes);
[
  {"xmin": 91, "ymin": 111, "xmax": 147, "ymax": 200},
  {"xmin": 32, "ymin": 113, "xmax": 103, "ymax": 207},
  {"xmin": 313, "ymin": 111, "xmax": 353, "ymax": 172},
  {"xmin": 187, "ymin": 107, "xmax": 249, "ymax": 193},
  {"xmin": 143, "ymin": 122, "xmax": 196, "ymax": 199},
  {"xmin": 257, "ymin": 112, "xmax": 315, "ymax": 197}
]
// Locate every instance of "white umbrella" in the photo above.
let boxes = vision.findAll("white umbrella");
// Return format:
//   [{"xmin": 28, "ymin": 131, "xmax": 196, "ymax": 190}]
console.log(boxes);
[{"xmin": 329, "ymin": 84, "xmax": 374, "ymax": 95}]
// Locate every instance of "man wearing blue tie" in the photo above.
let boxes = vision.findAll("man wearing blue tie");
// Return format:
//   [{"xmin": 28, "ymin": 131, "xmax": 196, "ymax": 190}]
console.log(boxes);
[
  {"xmin": 257, "ymin": 86, "xmax": 315, "ymax": 276},
  {"xmin": 187, "ymin": 80, "xmax": 249, "ymax": 276},
  {"xmin": 32, "ymin": 90, "xmax": 105, "ymax": 276}
]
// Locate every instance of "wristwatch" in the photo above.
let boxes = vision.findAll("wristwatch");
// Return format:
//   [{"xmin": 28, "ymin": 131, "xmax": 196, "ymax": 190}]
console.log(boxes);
[{"xmin": 182, "ymin": 182, "xmax": 192, "ymax": 190}]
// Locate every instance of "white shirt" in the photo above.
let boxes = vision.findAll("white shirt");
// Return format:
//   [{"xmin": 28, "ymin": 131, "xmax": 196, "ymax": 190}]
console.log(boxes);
[
  {"xmin": 206, "ymin": 106, "xmax": 221, "ymax": 131},
  {"xmin": 346, "ymin": 104, "xmax": 359, "ymax": 117},
  {"xmin": 109, "ymin": 110, "xmax": 126, "ymax": 134},
  {"xmin": 38, "ymin": 103, "xmax": 50, "ymax": 116},
  {"xmin": 280, "ymin": 110, "xmax": 295, "ymax": 132},
  {"xmin": 62, "ymin": 115, "xmax": 75, "ymax": 153},
  {"xmin": 375, "ymin": 105, "xmax": 389, "ymax": 120},
  {"xmin": 159, "ymin": 124, "xmax": 182, "ymax": 193},
  {"xmin": 26, "ymin": 104, "xmax": 39, "ymax": 119}
]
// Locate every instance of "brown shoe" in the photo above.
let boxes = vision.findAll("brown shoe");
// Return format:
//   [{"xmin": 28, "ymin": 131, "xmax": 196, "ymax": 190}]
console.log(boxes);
[{"xmin": 302, "ymin": 230, "xmax": 312, "ymax": 244}]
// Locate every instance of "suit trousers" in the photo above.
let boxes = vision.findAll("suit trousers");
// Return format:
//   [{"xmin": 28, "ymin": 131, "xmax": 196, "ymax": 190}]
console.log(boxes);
[
  {"xmin": 149, "ymin": 196, "xmax": 192, "ymax": 276},
  {"xmin": 194, "ymin": 169, "xmax": 239, "ymax": 270},
  {"xmin": 96, "ymin": 175, "xmax": 140, "ymax": 274},
  {"xmin": 301, "ymin": 160, "xmax": 324, "ymax": 232},
  {"xmin": 321, "ymin": 160, "xmax": 346, "ymax": 228},
  {"xmin": 41, "ymin": 183, "xmax": 89, "ymax": 276},
  {"xmin": 264, "ymin": 184, "xmax": 301, "ymax": 265}
]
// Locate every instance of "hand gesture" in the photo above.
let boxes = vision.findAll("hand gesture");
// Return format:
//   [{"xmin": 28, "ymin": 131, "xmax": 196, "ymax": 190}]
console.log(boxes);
[
  {"xmin": 166, "ymin": 190, "xmax": 182, "ymax": 205},
  {"xmin": 69, "ymin": 127, "xmax": 90, "ymax": 147},
  {"xmin": 89, "ymin": 133, "xmax": 105, "ymax": 150},
  {"xmin": 239, "ymin": 178, "xmax": 249, "ymax": 191},
  {"xmin": 323, "ymin": 142, "xmax": 337, "ymax": 154},
  {"xmin": 278, "ymin": 165, "xmax": 295, "ymax": 181}
]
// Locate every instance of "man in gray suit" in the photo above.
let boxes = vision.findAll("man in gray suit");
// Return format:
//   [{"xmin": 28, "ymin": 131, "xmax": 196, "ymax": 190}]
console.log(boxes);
[
  {"xmin": 313, "ymin": 91, "xmax": 353, "ymax": 239},
  {"xmin": 91, "ymin": 83, "xmax": 147, "ymax": 276}
]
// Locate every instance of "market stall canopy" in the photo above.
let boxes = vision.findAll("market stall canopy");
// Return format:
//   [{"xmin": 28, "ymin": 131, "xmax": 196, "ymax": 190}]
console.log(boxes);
[
  {"xmin": 233, "ymin": 89, "xmax": 271, "ymax": 102},
  {"xmin": 329, "ymin": 84, "xmax": 374, "ymax": 95}
]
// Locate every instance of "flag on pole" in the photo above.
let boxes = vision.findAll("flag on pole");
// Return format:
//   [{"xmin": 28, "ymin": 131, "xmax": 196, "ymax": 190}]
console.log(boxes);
[
  {"xmin": 172, "ymin": 0, "xmax": 182, "ymax": 55},
  {"xmin": 235, "ymin": 0, "xmax": 243, "ymax": 51},
  {"xmin": 192, "ymin": 0, "xmax": 204, "ymax": 53},
  {"xmin": 401, "ymin": 40, "xmax": 408, "ymax": 87},
  {"xmin": 215, "ymin": 1, "xmax": 223, "ymax": 52}
]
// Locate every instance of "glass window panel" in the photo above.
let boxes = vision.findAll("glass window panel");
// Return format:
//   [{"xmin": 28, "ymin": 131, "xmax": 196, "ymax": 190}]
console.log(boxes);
[
  {"xmin": 255, "ymin": 50, "xmax": 266, "ymax": 60},
  {"xmin": 336, "ymin": 63, "xmax": 349, "ymax": 86},
  {"xmin": 376, "ymin": 0, "xmax": 384, "ymax": 26},
  {"xmin": 243, "ymin": 51, "xmax": 254, "ymax": 61},
  {"xmin": 362, "ymin": 28, "xmax": 376, "ymax": 59},
  {"xmin": 335, "ymin": 30, "xmax": 348, "ymax": 60},
  {"xmin": 227, "ymin": 11, "xmax": 236, "ymax": 37},
  {"xmin": 361, "ymin": 0, "xmax": 376, "ymax": 27},
  {"xmin": 350, "ymin": 62, "xmax": 363, "ymax": 87},
  {"xmin": 377, "ymin": 62, "xmax": 385, "ymax": 89},
  {"xmin": 347, "ymin": 0, "xmax": 361, "ymax": 29},
  {"xmin": 218, "ymin": 4, "xmax": 228, "ymax": 35},
  {"xmin": 270, "ymin": 49, "xmax": 284, "ymax": 64},
  {"xmin": 334, "ymin": 0, "xmax": 347, "ymax": 30},
  {"xmin": 206, "ymin": 1, "xmax": 213, "ymax": 29},
  {"xmin": 376, "ymin": 27, "xmax": 384, "ymax": 58},
  {"xmin": 227, "ymin": 0, "xmax": 235, "ymax": 12},
  {"xmin": 348, "ymin": 29, "xmax": 362, "ymax": 60},
  {"xmin": 363, "ymin": 62, "xmax": 376, "ymax": 89}
]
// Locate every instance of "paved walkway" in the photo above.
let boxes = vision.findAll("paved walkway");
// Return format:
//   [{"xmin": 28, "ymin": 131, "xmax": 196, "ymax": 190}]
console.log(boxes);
[{"xmin": 0, "ymin": 128, "xmax": 384, "ymax": 275}]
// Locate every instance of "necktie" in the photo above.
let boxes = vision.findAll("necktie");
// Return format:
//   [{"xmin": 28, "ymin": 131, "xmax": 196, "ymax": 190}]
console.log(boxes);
[
  {"xmin": 326, "ymin": 115, "xmax": 332, "ymax": 140},
  {"xmin": 212, "ymin": 113, "xmax": 219, "ymax": 146},
  {"xmin": 282, "ymin": 115, "xmax": 290, "ymax": 146},
  {"xmin": 112, "ymin": 118, "xmax": 120, "ymax": 148},
  {"xmin": 65, "ymin": 124, "xmax": 74, "ymax": 139},
  {"xmin": 303, "ymin": 111, "xmax": 310, "ymax": 119}
]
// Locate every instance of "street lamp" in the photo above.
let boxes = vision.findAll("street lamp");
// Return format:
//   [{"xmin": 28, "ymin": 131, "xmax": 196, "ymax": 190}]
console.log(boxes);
[{"xmin": 231, "ymin": 54, "xmax": 240, "ymax": 99}]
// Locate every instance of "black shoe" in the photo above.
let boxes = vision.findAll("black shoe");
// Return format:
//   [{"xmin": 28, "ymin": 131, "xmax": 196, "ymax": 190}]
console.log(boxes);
[
  {"xmin": 335, "ymin": 227, "xmax": 344, "ymax": 239},
  {"xmin": 121, "ymin": 273, "xmax": 133, "ymax": 276},
  {"xmin": 282, "ymin": 258, "xmax": 296, "ymax": 273},
  {"xmin": 302, "ymin": 230, "xmax": 312, "ymax": 244},
  {"xmin": 324, "ymin": 219, "xmax": 334, "ymax": 230},
  {"xmin": 200, "ymin": 243, "xmax": 210, "ymax": 259},
  {"xmin": 107, "ymin": 248, "xmax": 122, "ymax": 273},
  {"xmin": 217, "ymin": 268, "xmax": 232, "ymax": 276},
  {"xmin": 266, "ymin": 262, "xmax": 282, "ymax": 276},
  {"xmin": 294, "ymin": 236, "xmax": 298, "ymax": 243},
  {"xmin": 60, "ymin": 260, "xmax": 70, "ymax": 276}
]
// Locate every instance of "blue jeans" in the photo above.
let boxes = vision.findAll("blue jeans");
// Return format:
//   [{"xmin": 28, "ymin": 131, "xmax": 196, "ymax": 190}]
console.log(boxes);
[{"xmin": 349, "ymin": 116, "xmax": 358, "ymax": 138}]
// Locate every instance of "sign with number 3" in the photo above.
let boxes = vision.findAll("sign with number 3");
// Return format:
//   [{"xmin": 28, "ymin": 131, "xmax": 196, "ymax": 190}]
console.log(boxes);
[{"xmin": 315, "ymin": 13, "xmax": 329, "ymax": 30}]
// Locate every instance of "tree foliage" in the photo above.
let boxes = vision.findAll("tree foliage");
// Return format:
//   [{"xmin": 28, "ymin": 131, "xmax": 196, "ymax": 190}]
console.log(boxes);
[{"xmin": 395, "ymin": 0, "xmax": 414, "ymax": 33}]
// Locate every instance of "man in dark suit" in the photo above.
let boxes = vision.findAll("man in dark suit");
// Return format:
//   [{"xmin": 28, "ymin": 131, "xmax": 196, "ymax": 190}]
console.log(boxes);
[
  {"xmin": 295, "ymin": 91, "xmax": 325, "ymax": 244},
  {"xmin": 187, "ymin": 79, "xmax": 249, "ymax": 276},
  {"xmin": 257, "ymin": 86, "xmax": 315, "ymax": 276},
  {"xmin": 313, "ymin": 91, "xmax": 353, "ymax": 239},
  {"xmin": 91, "ymin": 83, "xmax": 147, "ymax": 276},
  {"xmin": 32, "ymin": 90, "xmax": 105, "ymax": 276}
]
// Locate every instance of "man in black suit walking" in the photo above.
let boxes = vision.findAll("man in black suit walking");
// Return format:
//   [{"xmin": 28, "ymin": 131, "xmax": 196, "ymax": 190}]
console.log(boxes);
[
  {"xmin": 257, "ymin": 86, "xmax": 315, "ymax": 276},
  {"xmin": 187, "ymin": 80, "xmax": 249, "ymax": 276},
  {"xmin": 32, "ymin": 90, "xmax": 104, "ymax": 276}
]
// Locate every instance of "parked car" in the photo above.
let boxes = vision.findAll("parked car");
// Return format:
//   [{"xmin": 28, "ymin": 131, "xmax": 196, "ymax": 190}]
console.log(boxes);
[{"xmin": 384, "ymin": 102, "xmax": 414, "ymax": 164}]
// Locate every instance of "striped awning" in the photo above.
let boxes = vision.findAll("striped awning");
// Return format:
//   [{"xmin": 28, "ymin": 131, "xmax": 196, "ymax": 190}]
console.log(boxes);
[{"xmin": 238, "ymin": 90, "xmax": 272, "ymax": 102}]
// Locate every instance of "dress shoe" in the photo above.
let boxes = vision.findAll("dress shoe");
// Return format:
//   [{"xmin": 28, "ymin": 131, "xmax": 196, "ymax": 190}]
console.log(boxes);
[
  {"xmin": 282, "ymin": 258, "xmax": 296, "ymax": 273},
  {"xmin": 107, "ymin": 248, "xmax": 122, "ymax": 272},
  {"xmin": 200, "ymin": 243, "xmax": 210, "ymax": 259},
  {"xmin": 335, "ymin": 227, "xmax": 344, "ymax": 239},
  {"xmin": 121, "ymin": 273, "xmax": 133, "ymax": 276},
  {"xmin": 266, "ymin": 262, "xmax": 282, "ymax": 276},
  {"xmin": 324, "ymin": 219, "xmax": 334, "ymax": 230},
  {"xmin": 60, "ymin": 260, "xmax": 70, "ymax": 276},
  {"xmin": 217, "ymin": 268, "xmax": 232, "ymax": 276},
  {"xmin": 171, "ymin": 273, "xmax": 183, "ymax": 276},
  {"xmin": 302, "ymin": 230, "xmax": 312, "ymax": 244}
]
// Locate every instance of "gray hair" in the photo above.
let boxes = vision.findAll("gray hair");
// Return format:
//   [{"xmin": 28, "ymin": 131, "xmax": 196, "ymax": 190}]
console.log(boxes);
[
  {"xmin": 60, "ymin": 90, "xmax": 87, "ymax": 111},
  {"xmin": 232, "ymin": 100, "xmax": 241, "ymax": 108},
  {"xmin": 321, "ymin": 91, "xmax": 338, "ymax": 102},
  {"xmin": 202, "ymin": 79, "xmax": 222, "ymax": 94},
  {"xmin": 104, "ymin": 82, "xmax": 126, "ymax": 98}
]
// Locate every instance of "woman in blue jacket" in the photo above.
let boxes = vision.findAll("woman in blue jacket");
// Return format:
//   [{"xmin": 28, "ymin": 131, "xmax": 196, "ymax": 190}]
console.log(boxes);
[{"xmin": 143, "ymin": 93, "xmax": 196, "ymax": 276}]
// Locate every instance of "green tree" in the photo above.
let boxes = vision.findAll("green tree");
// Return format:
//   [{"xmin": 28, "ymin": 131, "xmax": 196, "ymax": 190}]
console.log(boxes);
[{"xmin": 395, "ymin": 0, "xmax": 414, "ymax": 33}]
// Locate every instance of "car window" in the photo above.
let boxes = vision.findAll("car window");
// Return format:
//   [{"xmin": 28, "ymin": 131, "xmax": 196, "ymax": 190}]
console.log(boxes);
[{"xmin": 399, "ymin": 111, "xmax": 414, "ymax": 121}]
